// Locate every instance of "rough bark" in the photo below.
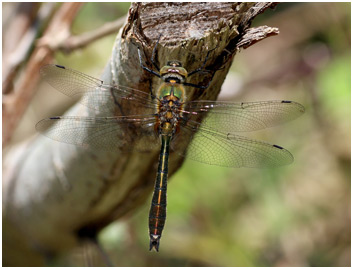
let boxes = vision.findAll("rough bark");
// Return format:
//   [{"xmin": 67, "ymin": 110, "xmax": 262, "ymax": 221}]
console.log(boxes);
[{"xmin": 3, "ymin": 2, "xmax": 278, "ymax": 266}]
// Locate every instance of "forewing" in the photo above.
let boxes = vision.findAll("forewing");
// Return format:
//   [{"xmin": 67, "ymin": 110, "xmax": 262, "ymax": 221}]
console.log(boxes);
[
  {"xmin": 40, "ymin": 64, "xmax": 156, "ymax": 115},
  {"xmin": 182, "ymin": 100, "xmax": 305, "ymax": 133}
]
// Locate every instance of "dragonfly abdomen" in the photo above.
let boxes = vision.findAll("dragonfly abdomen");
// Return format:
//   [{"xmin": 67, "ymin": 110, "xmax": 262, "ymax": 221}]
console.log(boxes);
[{"xmin": 149, "ymin": 135, "xmax": 171, "ymax": 251}]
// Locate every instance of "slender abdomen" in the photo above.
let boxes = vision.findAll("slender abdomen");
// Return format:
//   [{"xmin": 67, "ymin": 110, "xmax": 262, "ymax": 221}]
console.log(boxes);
[{"xmin": 149, "ymin": 134, "xmax": 171, "ymax": 251}]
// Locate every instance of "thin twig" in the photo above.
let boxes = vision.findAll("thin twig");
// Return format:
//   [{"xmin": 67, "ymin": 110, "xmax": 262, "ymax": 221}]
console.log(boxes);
[{"xmin": 60, "ymin": 16, "xmax": 126, "ymax": 52}]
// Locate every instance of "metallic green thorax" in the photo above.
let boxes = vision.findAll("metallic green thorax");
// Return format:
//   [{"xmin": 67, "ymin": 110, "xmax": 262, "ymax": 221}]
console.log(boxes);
[{"xmin": 157, "ymin": 83, "xmax": 185, "ymax": 101}]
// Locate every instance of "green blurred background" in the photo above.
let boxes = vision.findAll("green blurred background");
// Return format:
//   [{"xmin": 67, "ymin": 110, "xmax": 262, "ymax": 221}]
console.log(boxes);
[{"xmin": 9, "ymin": 2, "xmax": 350, "ymax": 266}]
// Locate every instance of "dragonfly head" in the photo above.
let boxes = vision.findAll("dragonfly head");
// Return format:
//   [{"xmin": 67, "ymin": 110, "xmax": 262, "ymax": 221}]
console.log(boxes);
[
  {"xmin": 160, "ymin": 61, "xmax": 188, "ymax": 84},
  {"xmin": 149, "ymin": 234, "xmax": 161, "ymax": 252}
]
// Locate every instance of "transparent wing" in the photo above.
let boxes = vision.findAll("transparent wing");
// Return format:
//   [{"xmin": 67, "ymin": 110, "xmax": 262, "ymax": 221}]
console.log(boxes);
[
  {"xmin": 171, "ymin": 125, "xmax": 293, "ymax": 168},
  {"xmin": 40, "ymin": 64, "xmax": 157, "ymax": 115},
  {"xmin": 181, "ymin": 100, "xmax": 305, "ymax": 133},
  {"xmin": 36, "ymin": 115, "xmax": 160, "ymax": 152}
]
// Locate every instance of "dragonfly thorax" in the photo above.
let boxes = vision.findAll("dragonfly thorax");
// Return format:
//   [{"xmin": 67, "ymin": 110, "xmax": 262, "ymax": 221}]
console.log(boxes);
[{"xmin": 157, "ymin": 96, "xmax": 183, "ymax": 136}]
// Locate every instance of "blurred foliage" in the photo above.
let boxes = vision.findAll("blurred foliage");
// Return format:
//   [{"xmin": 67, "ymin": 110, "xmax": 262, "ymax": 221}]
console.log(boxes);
[{"xmin": 10, "ymin": 2, "xmax": 350, "ymax": 266}]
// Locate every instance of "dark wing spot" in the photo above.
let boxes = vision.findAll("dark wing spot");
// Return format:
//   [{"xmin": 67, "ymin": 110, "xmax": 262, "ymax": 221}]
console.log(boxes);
[
  {"xmin": 281, "ymin": 100, "xmax": 291, "ymax": 103},
  {"xmin": 49, "ymin": 116, "xmax": 61, "ymax": 119},
  {"xmin": 273, "ymin": 144, "xmax": 284, "ymax": 149},
  {"xmin": 55, "ymin": 65, "xmax": 65, "ymax": 69}
]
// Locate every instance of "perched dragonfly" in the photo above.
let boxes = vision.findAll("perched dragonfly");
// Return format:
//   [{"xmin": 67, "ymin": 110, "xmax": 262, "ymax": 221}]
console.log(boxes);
[{"xmin": 36, "ymin": 42, "xmax": 304, "ymax": 252}]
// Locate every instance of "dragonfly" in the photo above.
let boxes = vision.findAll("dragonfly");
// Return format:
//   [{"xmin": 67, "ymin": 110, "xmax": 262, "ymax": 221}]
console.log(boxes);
[{"xmin": 36, "ymin": 42, "xmax": 305, "ymax": 252}]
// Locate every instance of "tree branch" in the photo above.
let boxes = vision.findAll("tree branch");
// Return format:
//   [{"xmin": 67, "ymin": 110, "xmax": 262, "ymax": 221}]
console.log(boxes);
[
  {"xmin": 2, "ymin": 3, "xmax": 83, "ymax": 147},
  {"xmin": 58, "ymin": 16, "xmax": 126, "ymax": 52}
]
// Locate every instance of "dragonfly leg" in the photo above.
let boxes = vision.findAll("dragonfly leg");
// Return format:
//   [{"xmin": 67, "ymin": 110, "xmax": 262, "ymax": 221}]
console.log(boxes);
[
  {"xmin": 187, "ymin": 46, "xmax": 217, "ymax": 76},
  {"xmin": 137, "ymin": 46, "xmax": 161, "ymax": 78},
  {"xmin": 183, "ymin": 46, "xmax": 218, "ymax": 90},
  {"xmin": 148, "ymin": 80, "xmax": 157, "ymax": 100},
  {"xmin": 183, "ymin": 80, "xmax": 211, "ymax": 90},
  {"xmin": 150, "ymin": 34, "xmax": 162, "ymax": 71},
  {"xmin": 183, "ymin": 69, "xmax": 216, "ymax": 90}
]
